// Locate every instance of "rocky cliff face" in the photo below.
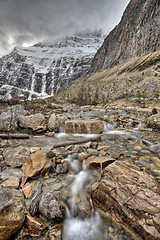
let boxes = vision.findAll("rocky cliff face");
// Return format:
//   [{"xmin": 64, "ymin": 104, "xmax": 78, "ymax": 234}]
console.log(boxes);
[
  {"xmin": 90, "ymin": 0, "xmax": 160, "ymax": 73},
  {"xmin": 0, "ymin": 33, "xmax": 103, "ymax": 101}
]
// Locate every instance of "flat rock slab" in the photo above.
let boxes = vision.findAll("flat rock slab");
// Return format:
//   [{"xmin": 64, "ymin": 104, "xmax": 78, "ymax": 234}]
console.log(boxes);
[
  {"xmin": 65, "ymin": 120, "xmax": 104, "ymax": 134},
  {"xmin": 92, "ymin": 160, "xmax": 160, "ymax": 240}
]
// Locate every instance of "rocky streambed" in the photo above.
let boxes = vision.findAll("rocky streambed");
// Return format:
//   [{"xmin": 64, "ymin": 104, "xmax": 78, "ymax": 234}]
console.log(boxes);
[{"xmin": 0, "ymin": 103, "xmax": 160, "ymax": 240}]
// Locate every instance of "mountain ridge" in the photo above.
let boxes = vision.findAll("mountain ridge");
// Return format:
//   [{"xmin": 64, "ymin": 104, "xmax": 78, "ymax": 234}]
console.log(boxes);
[
  {"xmin": 0, "ymin": 32, "xmax": 104, "ymax": 102},
  {"xmin": 89, "ymin": 0, "xmax": 160, "ymax": 73}
]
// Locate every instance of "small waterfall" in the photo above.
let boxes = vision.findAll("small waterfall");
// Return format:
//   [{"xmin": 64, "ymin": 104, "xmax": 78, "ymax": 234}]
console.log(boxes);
[
  {"xmin": 63, "ymin": 154, "xmax": 106, "ymax": 240},
  {"xmin": 28, "ymin": 73, "xmax": 36, "ymax": 100},
  {"xmin": 41, "ymin": 74, "xmax": 47, "ymax": 97},
  {"xmin": 84, "ymin": 123, "xmax": 91, "ymax": 134},
  {"xmin": 103, "ymin": 122, "xmax": 114, "ymax": 133}
]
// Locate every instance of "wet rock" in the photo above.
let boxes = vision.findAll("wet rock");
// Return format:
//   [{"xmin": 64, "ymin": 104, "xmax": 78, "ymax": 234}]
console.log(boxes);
[
  {"xmin": 22, "ymin": 212, "xmax": 47, "ymax": 237},
  {"xmin": 92, "ymin": 160, "xmax": 160, "ymax": 240},
  {"xmin": 133, "ymin": 145, "xmax": 143, "ymax": 151},
  {"xmin": 0, "ymin": 187, "xmax": 26, "ymax": 240},
  {"xmin": 146, "ymin": 112, "xmax": 160, "ymax": 131},
  {"xmin": 56, "ymin": 162, "xmax": 68, "ymax": 174},
  {"xmin": 65, "ymin": 120, "xmax": 104, "ymax": 134},
  {"xmin": 39, "ymin": 192, "xmax": 65, "ymax": 221},
  {"xmin": 0, "ymin": 105, "xmax": 27, "ymax": 132},
  {"xmin": 44, "ymin": 224, "xmax": 63, "ymax": 240},
  {"xmin": 98, "ymin": 145, "xmax": 112, "ymax": 151},
  {"xmin": 22, "ymin": 182, "xmax": 32, "ymax": 198},
  {"xmin": 152, "ymin": 108, "xmax": 158, "ymax": 115},
  {"xmin": 48, "ymin": 113, "xmax": 61, "ymax": 132},
  {"xmin": 84, "ymin": 156, "xmax": 115, "ymax": 169},
  {"xmin": 1, "ymin": 176, "xmax": 19, "ymax": 188},
  {"xmin": 19, "ymin": 113, "xmax": 47, "ymax": 132},
  {"xmin": 87, "ymin": 148, "xmax": 99, "ymax": 156},
  {"xmin": 151, "ymin": 157, "xmax": 160, "ymax": 164},
  {"xmin": 3, "ymin": 146, "xmax": 30, "ymax": 168},
  {"xmin": 78, "ymin": 152, "xmax": 88, "ymax": 160},
  {"xmin": 30, "ymin": 147, "xmax": 41, "ymax": 154},
  {"xmin": 21, "ymin": 150, "xmax": 51, "ymax": 178},
  {"xmin": 45, "ymin": 131, "xmax": 55, "ymax": 137}
]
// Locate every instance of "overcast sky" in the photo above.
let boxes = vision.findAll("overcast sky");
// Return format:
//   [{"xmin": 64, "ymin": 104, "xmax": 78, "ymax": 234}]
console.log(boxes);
[{"xmin": 0, "ymin": 0, "xmax": 130, "ymax": 57}]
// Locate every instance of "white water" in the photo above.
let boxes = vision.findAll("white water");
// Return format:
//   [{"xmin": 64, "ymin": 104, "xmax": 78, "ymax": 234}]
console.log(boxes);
[{"xmin": 63, "ymin": 153, "xmax": 106, "ymax": 240}]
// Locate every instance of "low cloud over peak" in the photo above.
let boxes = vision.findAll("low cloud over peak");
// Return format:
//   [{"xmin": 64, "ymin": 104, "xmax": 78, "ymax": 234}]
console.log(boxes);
[{"xmin": 0, "ymin": 0, "xmax": 129, "ymax": 56}]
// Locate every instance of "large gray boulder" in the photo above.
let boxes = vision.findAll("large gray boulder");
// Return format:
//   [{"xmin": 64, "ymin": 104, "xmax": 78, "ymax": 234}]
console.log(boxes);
[
  {"xmin": 39, "ymin": 192, "xmax": 65, "ymax": 221},
  {"xmin": 0, "ymin": 105, "xmax": 27, "ymax": 132},
  {"xmin": 146, "ymin": 112, "xmax": 160, "ymax": 130},
  {"xmin": 48, "ymin": 113, "xmax": 61, "ymax": 132},
  {"xmin": 19, "ymin": 113, "xmax": 47, "ymax": 132},
  {"xmin": 3, "ymin": 146, "xmax": 30, "ymax": 168}
]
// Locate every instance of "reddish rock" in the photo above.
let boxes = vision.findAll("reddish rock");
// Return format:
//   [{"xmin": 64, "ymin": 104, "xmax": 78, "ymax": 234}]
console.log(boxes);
[
  {"xmin": 21, "ymin": 150, "xmax": 51, "ymax": 178},
  {"xmin": 78, "ymin": 152, "xmax": 88, "ymax": 160},
  {"xmin": 22, "ymin": 182, "xmax": 32, "ymax": 198},
  {"xmin": 92, "ymin": 160, "xmax": 160, "ymax": 240},
  {"xmin": 1, "ymin": 176, "xmax": 19, "ymax": 189}
]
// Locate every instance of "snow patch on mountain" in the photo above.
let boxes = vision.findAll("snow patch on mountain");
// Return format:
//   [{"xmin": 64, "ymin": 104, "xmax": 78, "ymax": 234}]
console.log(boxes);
[{"xmin": 0, "ymin": 33, "xmax": 104, "ymax": 101}]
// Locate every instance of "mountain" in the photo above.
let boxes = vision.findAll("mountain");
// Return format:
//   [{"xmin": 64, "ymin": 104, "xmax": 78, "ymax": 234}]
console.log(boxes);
[
  {"xmin": 90, "ymin": 0, "xmax": 160, "ymax": 73},
  {"xmin": 0, "ymin": 32, "xmax": 104, "ymax": 101}
]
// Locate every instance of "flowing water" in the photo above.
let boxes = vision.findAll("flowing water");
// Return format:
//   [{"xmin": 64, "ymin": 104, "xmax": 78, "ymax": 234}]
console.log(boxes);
[{"xmin": 60, "ymin": 124, "xmax": 134, "ymax": 240}]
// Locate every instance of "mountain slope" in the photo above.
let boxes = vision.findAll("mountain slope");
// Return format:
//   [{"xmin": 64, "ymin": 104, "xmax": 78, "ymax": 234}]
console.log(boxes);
[
  {"xmin": 55, "ymin": 50, "xmax": 160, "ymax": 104},
  {"xmin": 90, "ymin": 0, "xmax": 160, "ymax": 73},
  {"xmin": 0, "ymin": 33, "xmax": 103, "ymax": 101}
]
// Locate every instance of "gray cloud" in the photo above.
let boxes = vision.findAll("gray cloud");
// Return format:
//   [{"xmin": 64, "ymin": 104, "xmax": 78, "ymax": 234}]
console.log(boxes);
[{"xmin": 0, "ymin": 0, "xmax": 130, "ymax": 56}]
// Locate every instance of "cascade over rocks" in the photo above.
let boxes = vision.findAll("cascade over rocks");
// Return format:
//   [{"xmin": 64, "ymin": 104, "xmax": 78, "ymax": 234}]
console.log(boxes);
[
  {"xmin": 0, "ymin": 187, "xmax": 26, "ymax": 240},
  {"xmin": 65, "ymin": 120, "xmax": 104, "ymax": 134},
  {"xmin": 92, "ymin": 160, "xmax": 160, "ymax": 240}
]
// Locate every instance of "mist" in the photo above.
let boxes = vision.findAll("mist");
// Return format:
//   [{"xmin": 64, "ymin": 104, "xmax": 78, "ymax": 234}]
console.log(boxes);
[{"xmin": 0, "ymin": 0, "xmax": 130, "ymax": 56}]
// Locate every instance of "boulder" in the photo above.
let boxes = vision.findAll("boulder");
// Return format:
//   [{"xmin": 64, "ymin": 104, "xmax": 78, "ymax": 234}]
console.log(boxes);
[
  {"xmin": 92, "ymin": 160, "xmax": 160, "ymax": 240},
  {"xmin": 146, "ymin": 112, "xmax": 160, "ymax": 130},
  {"xmin": 22, "ymin": 212, "xmax": 47, "ymax": 237},
  {"xmin": 3, "ymin": 146, "xmax": 30, "ymax": 168},
  {"xmin": 19, "ymin": 113, "xmax": 47, "ymax": 132},
  {"xmin": 39, "ymin": 192, "xmax": 65, "ymax": 221},
  {"xmin": 65, "ymin": 120, "xmax": 104, "ymax": 134},
  {"xmin": 0, "ymin": 105, "xmax": 27, "ymax": 132},
  {"xmin": 48, "ymin": 113, "xmax": 61, "ymax": 132},
  {"xmin": 21, "ymin": 150, "xmax": 51, "ymax": 178},
  {"xmin": 0, "ymin": 187, "xmax": 26, "ymax": 240}
]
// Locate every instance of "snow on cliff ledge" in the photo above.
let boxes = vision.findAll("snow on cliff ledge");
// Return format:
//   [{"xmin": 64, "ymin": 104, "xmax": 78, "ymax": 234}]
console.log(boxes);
[{"xmin": 0, "ymin": 33, "xmax": 104, "ymax": 101}]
